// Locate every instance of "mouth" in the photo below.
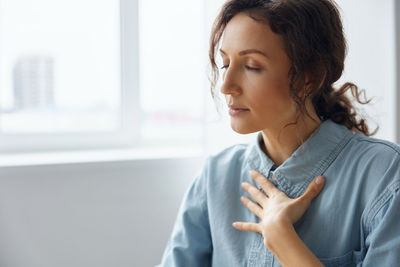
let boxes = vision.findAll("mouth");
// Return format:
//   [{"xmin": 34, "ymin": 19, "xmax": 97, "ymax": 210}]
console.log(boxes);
[{"xmin": 228, "ymin": 106, "xmax": 250, "ymax": 116}]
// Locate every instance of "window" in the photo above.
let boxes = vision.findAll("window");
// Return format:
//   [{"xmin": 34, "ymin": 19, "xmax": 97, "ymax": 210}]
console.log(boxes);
[
  {"xmin": 0, "ymin": 0, "xmax": 208, "ymax": 153},
  {"xmin": 137, "ymin": 0, "xmax": 206, "ymax": 148},
  {"xmin": 0, "ymin": 0, "xmax": 129, "ymax": 153}
]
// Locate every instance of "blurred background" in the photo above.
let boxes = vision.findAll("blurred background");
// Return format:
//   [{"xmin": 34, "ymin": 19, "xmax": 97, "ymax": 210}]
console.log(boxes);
[{"xmin": 0, "ymin": 0, "xmax": 398, "ymax": 266}]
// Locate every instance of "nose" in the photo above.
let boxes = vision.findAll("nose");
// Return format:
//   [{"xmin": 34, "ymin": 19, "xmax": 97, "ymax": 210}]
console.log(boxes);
[{"xmin": 220, "ymin": 65, "xmax": 242, "ymax": 96}]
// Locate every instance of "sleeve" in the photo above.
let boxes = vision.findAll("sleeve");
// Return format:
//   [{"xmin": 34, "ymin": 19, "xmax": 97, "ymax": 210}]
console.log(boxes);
[
  {"xmin": 156, "ymin": 159, "xmax": 213, "ymax": 267},
  {"xmin": 361, "ymin": 179, "xmax": 400, "ymax": 266}
]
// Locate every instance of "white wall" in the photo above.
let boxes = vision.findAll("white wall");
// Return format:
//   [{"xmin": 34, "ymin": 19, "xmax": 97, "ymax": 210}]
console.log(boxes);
[
  {"xmin": 0, "ymin": 157, "xmax": 204, "ymax": 267},
  {"xmin": 335, "ymin": 0, "xmax": 396, "ymax": 142},
  {"xmin": 0, "ymin": 1, "xmax": 397, "ymax": 267}
]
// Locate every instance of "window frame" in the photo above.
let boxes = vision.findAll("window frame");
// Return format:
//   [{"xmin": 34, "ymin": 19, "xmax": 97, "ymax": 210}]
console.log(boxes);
[{"xmin": 0, "ymin": 0, "xmax": 140, "ymax": 153}]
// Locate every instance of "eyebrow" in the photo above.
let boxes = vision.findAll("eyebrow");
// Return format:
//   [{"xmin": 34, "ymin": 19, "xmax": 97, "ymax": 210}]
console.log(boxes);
[{"xmin": 219, "ymin": 48, "xmax": 270, "ymax": 59}]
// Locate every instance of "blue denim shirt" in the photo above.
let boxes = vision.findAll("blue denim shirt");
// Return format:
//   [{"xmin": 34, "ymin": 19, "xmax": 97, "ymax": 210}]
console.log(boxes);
[{"xmin": 158, "ymin": 119, "xmax": 400, "ymax": 267}]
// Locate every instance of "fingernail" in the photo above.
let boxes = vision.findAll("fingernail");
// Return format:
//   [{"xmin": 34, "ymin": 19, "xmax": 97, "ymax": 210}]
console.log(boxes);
[
  {"xmin": 249, "ymin": 170, "xmax": 256, "ymax": 176},
  {"xmin": 232, "ymin": 222, "xmax": 238, "ymax": 227},
  {"xmin": 315, "ymin": 176, "xmax": 324, "ymax": 184}
]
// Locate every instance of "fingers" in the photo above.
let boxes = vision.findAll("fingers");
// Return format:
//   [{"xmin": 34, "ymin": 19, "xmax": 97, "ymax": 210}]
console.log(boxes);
[
  {"xmin": 298, "ymin": 176, "xmax": 325, "ymax": 205},
  {"xmin": 241, "ymin": 182, "xmax": 268, "ymax": 206},
  {"xmin": 240, "ymin": 196, "xmax": 263, "ymax": 218},
  {"xmin": 232, "ymin": 221, "xmax": 260, "ymax": 233},
  {"xmin": 250, "ymin": 170, "xmax": 280, "ymax": 197}
]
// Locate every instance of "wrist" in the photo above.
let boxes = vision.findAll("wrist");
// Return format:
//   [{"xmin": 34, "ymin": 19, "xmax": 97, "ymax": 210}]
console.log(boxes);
[
  {"xmin": 263, "ymin": 219, "xmax": 294, "ymax": 253},
  {"xmin": 264, "ymin": 222, "xmax": 324, "ymax": 267}
]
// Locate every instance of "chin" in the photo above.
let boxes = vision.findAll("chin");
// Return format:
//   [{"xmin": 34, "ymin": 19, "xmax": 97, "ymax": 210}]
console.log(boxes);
[{"xmin": 230, "ymin": 121, "xmax": 258, "ymax": 135}]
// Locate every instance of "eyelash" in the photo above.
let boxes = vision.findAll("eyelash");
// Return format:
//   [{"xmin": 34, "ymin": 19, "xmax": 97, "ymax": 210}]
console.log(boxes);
[{"xmin": 220, "ymin": 65, "xmax": 261, "ymax": 72}]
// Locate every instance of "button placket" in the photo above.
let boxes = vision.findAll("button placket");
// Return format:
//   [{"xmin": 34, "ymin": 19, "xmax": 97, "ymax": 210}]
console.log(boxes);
[
  {"xmin": 247, "ymin": 232, "xmax": 273, "ymax": 267},
  {"xmin": 247, "ymin": 232, "xmax": 261, "ymax": 266}
]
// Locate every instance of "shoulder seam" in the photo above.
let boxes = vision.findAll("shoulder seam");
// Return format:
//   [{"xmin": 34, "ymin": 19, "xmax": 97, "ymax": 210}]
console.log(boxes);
[
  {"xmin": 353, "ymin": 135, "xmax": 400, "ymax": 155},
  {"xmin": 364, "ymin": 180, "xmax": 400, "ymax": 235}
]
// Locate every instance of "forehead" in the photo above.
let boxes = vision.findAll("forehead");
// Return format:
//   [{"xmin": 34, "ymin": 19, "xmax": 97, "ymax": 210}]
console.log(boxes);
[{"xmin": 221, "ymin": 12, "xmax": 286, "ymax": 57}]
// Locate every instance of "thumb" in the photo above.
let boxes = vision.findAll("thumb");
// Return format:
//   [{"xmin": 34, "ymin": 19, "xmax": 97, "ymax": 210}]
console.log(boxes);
[{"xmin": 299, "ymin": 176, "xmax": 325, "ymax": 204}]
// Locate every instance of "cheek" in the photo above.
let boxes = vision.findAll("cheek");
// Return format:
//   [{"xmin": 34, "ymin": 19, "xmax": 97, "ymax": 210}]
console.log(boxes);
[{"xmin": 249, "ymin": 75, "xmax": 293, "ymax": 112}]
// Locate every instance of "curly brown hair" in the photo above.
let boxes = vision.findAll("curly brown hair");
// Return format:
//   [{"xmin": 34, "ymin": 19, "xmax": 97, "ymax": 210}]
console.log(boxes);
[{"xmin": 208, "ymin": 0, "xmax": 377, "ymax": 136}]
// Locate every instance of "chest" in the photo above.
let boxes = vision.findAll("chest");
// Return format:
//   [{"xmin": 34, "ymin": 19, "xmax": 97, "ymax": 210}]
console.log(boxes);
[{"xmin": 207, "ymin": 167, "xmax": 365, "ymax": 266}]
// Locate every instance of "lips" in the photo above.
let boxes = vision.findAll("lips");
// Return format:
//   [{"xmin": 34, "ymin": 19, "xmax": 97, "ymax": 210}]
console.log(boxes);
[{"xmin": 228, "ymin": 105, "xmax": 249, "ymax": 116}]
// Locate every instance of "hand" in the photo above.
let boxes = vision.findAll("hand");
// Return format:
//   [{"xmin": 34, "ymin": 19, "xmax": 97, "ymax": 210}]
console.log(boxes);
[{"xmin": 233, "ymin": 170, "xmax": 325, "ymax": 249}]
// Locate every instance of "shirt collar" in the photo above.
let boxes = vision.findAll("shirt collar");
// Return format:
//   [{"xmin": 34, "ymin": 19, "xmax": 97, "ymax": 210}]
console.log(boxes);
[{"xmin": 244, "ymin": 119, "xmax": 354, "ymax": 197}]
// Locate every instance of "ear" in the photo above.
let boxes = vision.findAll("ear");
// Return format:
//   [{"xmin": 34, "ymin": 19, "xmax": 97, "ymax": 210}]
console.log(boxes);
[
  {"xmin": 304, "ymin": 72, "xmax": 313, "ymax": 88},
  {"xmin": 303, "ymin": 72, "xmax": 314, "ymax": 97},
  {"xmin": 305, "ymin": 68, "xmax": 327, "ymax": 91}
]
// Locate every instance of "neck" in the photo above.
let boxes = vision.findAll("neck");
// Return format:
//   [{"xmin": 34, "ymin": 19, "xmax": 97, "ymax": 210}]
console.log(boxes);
[{"xmin": 261, "ymin": 114, "xmax": 321, "ymax": 167}]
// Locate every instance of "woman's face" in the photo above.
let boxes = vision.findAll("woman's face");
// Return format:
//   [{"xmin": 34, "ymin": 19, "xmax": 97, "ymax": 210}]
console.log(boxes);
[{"xmin": 219, "ymin": 12, "xmax": 299, "ymax": 134}]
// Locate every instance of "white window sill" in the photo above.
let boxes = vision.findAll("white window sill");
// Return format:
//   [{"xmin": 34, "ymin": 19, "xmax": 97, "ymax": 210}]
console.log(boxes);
[{"xmin": 0, "ymin": 146, "xmax": 205, "ymax": 167}]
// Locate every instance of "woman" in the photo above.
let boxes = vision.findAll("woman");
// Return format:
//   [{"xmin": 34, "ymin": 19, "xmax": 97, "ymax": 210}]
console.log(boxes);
[{"xmin": 158, "ymin": 0, "xmax": 400, "ymax": 266}]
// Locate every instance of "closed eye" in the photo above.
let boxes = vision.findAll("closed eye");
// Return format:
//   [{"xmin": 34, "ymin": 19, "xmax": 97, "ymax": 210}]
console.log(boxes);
[
  {"xmin": 245, "ymin": 66, "xmax": 261, "ymax": 71},
  {"xmin": 220, "ymin": 65, "xmax": 261, "ymax": 72}
]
